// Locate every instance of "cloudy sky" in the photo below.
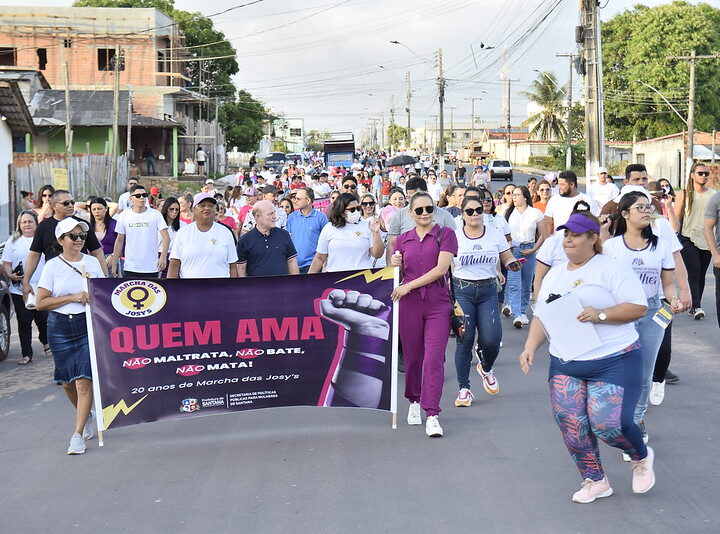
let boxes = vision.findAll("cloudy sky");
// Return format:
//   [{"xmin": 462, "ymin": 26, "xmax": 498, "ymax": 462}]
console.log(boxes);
[{"xmin": 5, "ymin": 0, "xmax": 706, "ymax": 137}]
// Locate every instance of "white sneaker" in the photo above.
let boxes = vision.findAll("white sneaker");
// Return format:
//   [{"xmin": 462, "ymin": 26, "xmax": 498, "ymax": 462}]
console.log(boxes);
[
  {"xmin": 692, "ymin": 307, "xmax": 705, "ymax": 320},
  {"xmin": 407, "ymin": 402, "xmax": 422, "ymax": 425},
  {"xmin": 622, "ymin": 452, "xmax": 631, "ymax": 462},
  {"xmin": 67, "ymin": 432, "xmax": 86, "ymax": 455},
  {"xmin": 501, "ymin": 305, "xmax": 511, "ymax": 317},
  {"xmin": 477, "ymin": 365, "xmax": 500, "ymax": 395},
  {"xmin": 82, "ymin": 411, "xmax": 95, "ymax": 440},
  {"xmin": 513, "ymin": 316, "xmax": 523, "ymax": 329},
  {"xmin": 454, "ymin": 388, "xmax": 474, "ymax": 407},
  {"xmin": 518, "ymin": 314, "xmax": 529, "ymax": 325},
  {"xmin": 649, "ymin": 381, "xmax": 665, "ymax": 406},
  {"xmin": 425, "ymin": 415, "xmax": 443, "ymax": 437}
]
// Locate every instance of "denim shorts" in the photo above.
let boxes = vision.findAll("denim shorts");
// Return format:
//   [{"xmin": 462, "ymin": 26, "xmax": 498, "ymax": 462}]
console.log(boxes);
[{"xmin": 48, "ymin": 311, "xmax": 92, "ymax": 384}]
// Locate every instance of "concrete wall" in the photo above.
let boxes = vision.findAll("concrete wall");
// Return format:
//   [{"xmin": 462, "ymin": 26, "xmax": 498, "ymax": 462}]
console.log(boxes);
[{"xmin": 633, "ymin": 136, "xmax": 684, "ymax": 188}]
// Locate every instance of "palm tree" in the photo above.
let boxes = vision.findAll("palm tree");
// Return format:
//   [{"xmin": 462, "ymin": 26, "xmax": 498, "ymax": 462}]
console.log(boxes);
[{"xmin": 521, "ymin": 71, "xmax": 567, "ymax": 141}]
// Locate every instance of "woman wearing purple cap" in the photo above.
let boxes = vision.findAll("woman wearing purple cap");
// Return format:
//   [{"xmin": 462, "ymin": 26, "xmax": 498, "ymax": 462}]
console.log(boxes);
[{"xmin": 519, "ymin": 211, "xmax": 656, "ymax": 503}]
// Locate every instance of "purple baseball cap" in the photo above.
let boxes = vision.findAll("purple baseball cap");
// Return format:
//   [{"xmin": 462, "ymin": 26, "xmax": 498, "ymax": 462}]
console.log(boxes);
[{"xmin": 556, "ymin": 213, "xmax": 600, "ymax": 235}]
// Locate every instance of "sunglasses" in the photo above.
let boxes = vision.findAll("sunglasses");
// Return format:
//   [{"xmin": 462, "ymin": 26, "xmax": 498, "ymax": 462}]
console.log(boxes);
[
  {"xmin": 463, "ymin": 207, "xmax": 483, "ymax": 216},
  {"xmin": 132, "ymin": 193, "xmax": 149, "ymax": 198},
  {"xmin": 413, "ymin": 206, "xmax": 434, "ymax": 215},
  {"xmin": 695, "ymin": 171, "xmax": 710, "ymax": 177},
  {"xmin": 58, "ymin": 200, "xmax": 75, "ymax": 207},
  {"xmin": 482, "ymin": 198, "xmax": 493, "ymax": 203},
  {"xmin": 63, "ymin": 232, "xmax": 87, "ymax": 241},
  {"xmin": 361, "ymin": 201, "xmax": 376, "ymax": 207},
  {"xmin": 343, "ymin": 184, "xmax": 357, "ymax": 190},
  {"xmin": 538, "ymin": 188, "xmax": 551, "ymax": 192},
  {"xmin": 345, "ymin": 206, "xmax": 359, "ymax": 213},
  {"xmin": 42, "ymin": 193, "xmax": 52, "ymax": 198}
]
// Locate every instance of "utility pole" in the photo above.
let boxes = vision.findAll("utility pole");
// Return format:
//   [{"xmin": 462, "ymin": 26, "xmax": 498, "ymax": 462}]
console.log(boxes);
[
  {"xmin": 126, "ymin": 85, "xmax": 133, "ymax": 159},
  {"xmin": 405, "ymin": 72, "xmax": 411, "ymax": 148},
  {"xmin": 557, "ymin": 53, "xmax": 575, "ymax": 170},
  {"xmin": 380, "ymin": 111, "xmax": 385, "ymax": 150},
  {"xmin": 580, "ymin": 0, "xmax": 606, "ymax": 178},
  {"xmin": 437, "ymin": 48, "xmax": 446, "ymax": 170},
  {"xmin": 667, "ymin": 51, "xmax": 720, "ymax": 184},
  {"xmin": 449, "ymin": 106, "xmax": 455, "ymax": 152},
  {"xmin": 111, "ymin": 45, "xmax": 121, "ymax": 196},
  {"xmin": 465, "ymin": 97, "xmax": 483, "ymax": 156},
  {"xmin": 505, "ymin": 76, "xmax": 511, "ymax": 158},
  {"xmin": 60, "ymin": 44, "xmax": 73, "ymax": 171},
  {"xmin": 713, "ymin": 129, "xmax": 717, "ymax": 165}
]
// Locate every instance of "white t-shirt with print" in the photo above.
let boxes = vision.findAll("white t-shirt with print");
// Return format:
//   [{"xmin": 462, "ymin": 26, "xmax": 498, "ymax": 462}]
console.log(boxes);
[
  {"xmin": 453, "ymin": 214, "xmax": 511, "ymax": 239},
  {"xmin": 170, "ymin": 222, "xmax": 238, "ymax": 278},
  {"xmin": 453, "ymin": 226, "xmax": 509, "ymax": 280},
  {"xmin": 116, "ymin": 208, "xmax": 168, "ymax": 273},
  {"xmin": 507, "ymin": 206, "xmax": 544, "ymax": 245},
  {"xmin": 545, "ymin": 193, "xmax": 599, "ymax": 229},
  {"xmin": 603, "ymin": 236, "xmax": 675, "ymax": 298},
  {"xmin": 316, "ymin": 219, "xmax": 374, "ymax": 272},
  {"xmin": 536, "ymin": 254, "xmax": 647, "ymax": 361},
  {"xmin": 2, "ymin": 236, "xmax": 44, "ymax": 295},
  {"xmin": 38, "ymin": 254, "xmax": 104, "ymax": 314}
]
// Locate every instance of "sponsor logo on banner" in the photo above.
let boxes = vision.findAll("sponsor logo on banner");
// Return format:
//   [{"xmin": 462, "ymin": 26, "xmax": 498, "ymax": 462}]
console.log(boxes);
[
  {"xmin": 180, "ymin": 398, "xmax": 200, "ymax": 413},
  {"xmin": 111, "ymin": 280, "xmax": 167, "ymax": 318}
]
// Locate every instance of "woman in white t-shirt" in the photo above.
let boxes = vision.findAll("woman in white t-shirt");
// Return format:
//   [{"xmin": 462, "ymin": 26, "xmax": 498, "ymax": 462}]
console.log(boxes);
[
  {"xmin": 519, "ymin": 212, "xmax": 654, "ymax": 503},
  {"xmin": 309, "ymin": 193, "xmax": 383, "ymax": 273},
  {"xmin": 452, "ymin": 197, "xmax": 521, "ymax": 407},
  {"xmin": 1, "ymin": 211, "xmax": 49, "ymax": 364},
  {"xmin": 604, "ymin": 192, "xmax": 682, "ymax": 440},
  {"xmin": 36, "ymin": 218, "xmax": 105, "ymax": 455},
  {"xmin": 503, "ymin": 185, "xmax": 548, "ymax": 328}
]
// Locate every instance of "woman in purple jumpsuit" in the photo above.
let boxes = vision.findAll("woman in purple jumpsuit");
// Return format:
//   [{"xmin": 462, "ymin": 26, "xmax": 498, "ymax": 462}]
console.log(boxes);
[{"xmin": 391, "ymin": 192, "xmax": 458, "ymax": 437}]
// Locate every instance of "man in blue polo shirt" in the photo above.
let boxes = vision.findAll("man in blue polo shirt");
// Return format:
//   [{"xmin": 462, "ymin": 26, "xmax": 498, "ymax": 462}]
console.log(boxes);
[
  {"xmin": 237, "ymin": 201, "xmax": 299, "ymax": 277},
  {"xmin": 287, "ymin": 186, "xmax": 328, "ymax": 274}
]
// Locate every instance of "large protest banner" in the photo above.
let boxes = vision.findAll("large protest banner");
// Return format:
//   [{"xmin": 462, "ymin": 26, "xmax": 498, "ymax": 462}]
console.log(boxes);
[{"xmin": 86, "ymin": 268, "xmax": 397, "ymax": 436}]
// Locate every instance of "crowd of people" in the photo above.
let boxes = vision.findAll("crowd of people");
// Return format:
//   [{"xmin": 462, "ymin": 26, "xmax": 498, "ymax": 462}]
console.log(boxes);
[{"xmin": 4, "ymin": 156, "xmax": 718, "ymax": 503}]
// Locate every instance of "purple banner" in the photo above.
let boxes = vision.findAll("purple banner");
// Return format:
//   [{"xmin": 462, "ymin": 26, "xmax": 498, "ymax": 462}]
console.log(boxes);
[{"xmin": 87, "ymin": 269, "xmax": 395, "ymax": 430}]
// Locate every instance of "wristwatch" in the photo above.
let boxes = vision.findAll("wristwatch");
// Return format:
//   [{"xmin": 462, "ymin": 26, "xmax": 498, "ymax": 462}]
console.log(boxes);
[{"xmin": 598, "ymin": 311, "xmax": 607, "ymax": 322}]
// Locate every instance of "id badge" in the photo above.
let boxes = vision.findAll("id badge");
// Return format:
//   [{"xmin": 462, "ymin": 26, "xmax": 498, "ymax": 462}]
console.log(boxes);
[{"xmin": 652, "ymin": 302, "xmax": 674, "ymax": 329}]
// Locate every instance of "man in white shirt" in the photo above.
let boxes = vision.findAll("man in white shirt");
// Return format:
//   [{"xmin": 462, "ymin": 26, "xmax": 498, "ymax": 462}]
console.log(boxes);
[
  {"xmin": 427, "ymin": 173, "xmax": 443, "ymax": 202},
  {"xmin": 112, "ymin": 185, "xmax": 169, "ymax": 278},
  {"xmin": 241, "ymin": 185, "xmax": 288, "ymax": 234},
  {"xmin": 590, "ymin": 166, "xmax": 620, "ymax": 208},
  {"xmin": 116, "ymin": 177, "xmax": 140, "ymax": 213},
  {"xmin": 544, "ymin": 170, "xmax": 599, "ymax": 231}
]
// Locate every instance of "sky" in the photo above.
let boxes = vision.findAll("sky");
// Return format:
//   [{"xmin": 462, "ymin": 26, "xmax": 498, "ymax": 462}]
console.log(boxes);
[{"xmin": 2, "ymin": 0, "xmax": 711, "ymax": 139}]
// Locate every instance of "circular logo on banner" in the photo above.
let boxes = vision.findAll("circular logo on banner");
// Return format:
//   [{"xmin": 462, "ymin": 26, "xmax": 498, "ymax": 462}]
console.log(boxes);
[{"xmin": 111, "ymin": 280, "xmax": 167, "ymax": 318}]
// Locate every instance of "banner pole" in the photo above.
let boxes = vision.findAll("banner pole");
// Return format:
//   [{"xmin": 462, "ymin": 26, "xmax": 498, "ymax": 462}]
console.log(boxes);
[
  {"xmin": 83, "ymin": 270, "xmax": 106, "ymax": 447},
  {"xmin": 391, "ymin": 265, "xmax": 399, "ymax": 429}
]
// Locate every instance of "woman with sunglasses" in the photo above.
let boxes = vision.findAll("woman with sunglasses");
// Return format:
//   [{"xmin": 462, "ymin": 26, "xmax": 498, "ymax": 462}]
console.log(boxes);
[
  {"xmin": 34, "ymin": 184, "xmax": 55, "ymax": 223},
  {"xmin": 360, "ymin": 193, "xmax": 377, "ymax": 219},
  {"xmin": 497, "ymin": 184, "xmax": 516, "ymax": 217},
  {"xmin": 390, "ymin": 192, "xmax": 458, "ymax": 437},
  {"xmin": 504, "ymin": 185, "xmax": 548, "ymax": 328},
  {"xmin": 36, "ymin": 218, "xmax": 105, "ymax": 455},
  {"xmin": 533, "ymin": 179, "xmax": 553, "ymax": 213},
  {"xmin": 2, "ymin": 210, "xmax": 50, "ymax": 364},
  {"xmin": 452, "ymin": 197, "xmax": 521, "ymax": 407},
  {"xmin": 309, "ymin": 193, "xmax": 383, "ymax": 273},
  {"xmin": 604, "ymin": 192, "xmax": 682, "ymax": 451},
  {"xmin": 88, "ymin": 197, "xmax": 118, "ymax": 274},
  {"xmin": 159, "ymin": 197, "xmax": 185, "ymax": 277}
]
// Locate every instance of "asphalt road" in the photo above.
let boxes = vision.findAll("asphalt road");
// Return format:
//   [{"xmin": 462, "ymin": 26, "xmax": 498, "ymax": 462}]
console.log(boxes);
[{"xmin": 1, "ymin": 270, "xmax": 718, "ymax": 534}]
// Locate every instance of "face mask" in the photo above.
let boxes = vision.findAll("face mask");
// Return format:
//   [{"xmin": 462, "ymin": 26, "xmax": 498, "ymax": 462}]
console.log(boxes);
[
  {"xmin": 662, "ymin": 185, "xmax": 670, "ymax": 194},
  {"xmin": 345, "ymin": 210, "xmax": 361, "ymax": 224}
]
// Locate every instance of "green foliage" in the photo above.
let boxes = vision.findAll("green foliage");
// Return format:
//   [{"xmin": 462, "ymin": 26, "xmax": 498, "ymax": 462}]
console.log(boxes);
[
  {"xmin": 608, "ymin": 160, "xmax": 630, "ymax": 177},
  {"xmin": 218, "ymin": 90, "xmax": 270, "ymax": 152},
  {"xmin": 73, "ymin": 0, "xmax": 239, "ymax": 99},
  {"xmin": 306, "ymin": 130, "xmax": 330, "ymax": 152},
  {"xmin": 602, "ymin": 1, "xmax": 720, "ymax": 141},
  {"xmin": 387, "ymin": 122, "xmax": 408, "ymax": 151},
  {"xmin": 521, "ymin": 71, "xmax": 568, "ymax": 141},
  {"xmin": 271, "ymin": 139, "xmax": 289, "ymax": 153},
  {"xmin": 527, "ymin": 155, "xmax": 555, "ymax": 169},
  {"xmin": 548, "ymin": 143, "xmax": 586, "ymax": 173}
]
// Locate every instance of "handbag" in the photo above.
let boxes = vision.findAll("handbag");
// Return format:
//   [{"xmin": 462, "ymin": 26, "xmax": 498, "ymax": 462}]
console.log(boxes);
[{"xmin": 449, "ymin": 275, "xmax": 467, "ymax": 340}]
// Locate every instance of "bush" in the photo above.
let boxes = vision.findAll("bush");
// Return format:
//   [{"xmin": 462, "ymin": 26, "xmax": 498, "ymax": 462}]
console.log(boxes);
[
  {"xmin": 608, "ymin": 160, "xmax": 630, "ymax": 178},
  {"xmin": 528, "ymin": 156, "xmax": 555, "ymax": 169}
]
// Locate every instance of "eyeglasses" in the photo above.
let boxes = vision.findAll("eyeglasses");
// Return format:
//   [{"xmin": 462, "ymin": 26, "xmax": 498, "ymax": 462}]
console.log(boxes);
[
  {"xmin": 463, "ymin": 207, "xmax": 483, "ymax": 216},
  {"xmin": 58, "ymin": 200, "xmax": 75, "ymax": 207},
  {"xmin": 294, "ymin": 196, "xmax": 309, "ymax": 201},
  {"xmin": 538, "ymin": 188, "xmax": 551, "ymax": 192},
  {"xmin": 629, "ymin": 204, "xmax": 656, "ymax": 213},
  {"xmin": 482, "ymin": 198, "xmax": 493, "ymax": 203},
  {"xmin": 695, "ymin": 171, "xmax": 710, "ymax": 177},
  {"xmin": 345, "ymin": 206, "xmax": 359, "ymax": 213},
  {"xmin": 413, "ymin": 206, "xmax": 434, "ymax": 215},
  {"xmin": 63, "ymin": 232, "xmax": 87, "ymax": 241},
  {"xmin": 132, "ymin": 193, "xmax": 149, "ymax": 198},
  {"xmin": 361, "ymin": 201, "xmax": 376, "ymax": 207},
  {"xmin": 42, "ymin": 193, "xmax": 52, "ymax": 198},
  {"xmin": 343, "ymin": 184, "xmax": 357, "ymax": 190}
]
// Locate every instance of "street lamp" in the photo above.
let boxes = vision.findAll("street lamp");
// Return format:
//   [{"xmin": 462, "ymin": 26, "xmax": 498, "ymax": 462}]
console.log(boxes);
[{"xmin": 635, "ymin": 81, "xmax": 687, "ymax": 124}]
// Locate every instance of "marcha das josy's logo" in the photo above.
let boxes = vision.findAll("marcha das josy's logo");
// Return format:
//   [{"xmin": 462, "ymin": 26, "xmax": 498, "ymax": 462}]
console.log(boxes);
[{"xmin": 111, "ymin": 280, "xmax": 167, "ymax": 318}]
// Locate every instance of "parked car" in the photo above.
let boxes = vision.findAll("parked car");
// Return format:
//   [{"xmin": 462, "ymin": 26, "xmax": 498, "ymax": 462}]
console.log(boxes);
[
  {"xmin": 0, "ymin": 257, "xmax": 11, "ymax": 362},
  {"xmin": 264, "ymin": 152, "xmax": 287, "ymax": 170},
  {"xmin": 285, "ymin": 153, "xmax": 303, "ymax": 164},
  {"xmin": 488, "ymin": 159, "xmax": 513, "ymax": 181}
]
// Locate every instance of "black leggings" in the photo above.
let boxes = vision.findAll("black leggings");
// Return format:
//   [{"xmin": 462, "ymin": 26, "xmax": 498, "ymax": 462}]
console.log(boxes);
[
  {"xmin": 680, "ymin": 237, "xmax": 712, "ymax": 309},
  {"xmin": 11, "ymin": 293, "xmax": 48, "ymax": 357},
  {"xmin": 652, "ymin": 320, "xmax": 672, "ymax": 383}
]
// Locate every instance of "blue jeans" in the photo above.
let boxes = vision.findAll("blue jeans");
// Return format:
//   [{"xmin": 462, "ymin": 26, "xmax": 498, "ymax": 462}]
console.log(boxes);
[
  {"xmin": 634, "ymin": 296, "xmax": 664, "ymax": 423},
  {"xmin": 505, "ymin": 242, "xmax": 537, "ymax": 316},
  {"xmin": 453, "ymin": 278, "xmax": 502, "ymax": 390}
]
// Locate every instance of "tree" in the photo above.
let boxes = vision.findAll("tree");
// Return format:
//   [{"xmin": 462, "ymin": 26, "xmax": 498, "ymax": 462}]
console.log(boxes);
[
  {"xmin": 271, "ymin": 140, "xmax": 289, "ymax": 153},
  {"xmin": 602, "ymin": 1, "xmax": 720, "ymax": 141},
  {"xmin": 521, "ymin": 71, "xmax": 567, "ymax": 141},
  {"xmin": 218, "ymin": 90, "xmax": 271, "ymax": 152},
  {"xmin": 73, "ymin": 0, "xmax": 239, "ymax": 99},
  {"xmin": 306, "ymin": 130, "xmax": 330, "ymax": 152},
  {"xmin": 386, "ymin": 122, "xmax": 408, "ymax": 151}
]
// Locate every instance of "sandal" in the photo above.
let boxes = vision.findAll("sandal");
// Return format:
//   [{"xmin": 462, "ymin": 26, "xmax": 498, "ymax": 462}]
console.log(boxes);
[
  {"xmin": 18, "ymin": 356, "xmax": 32, "ymax": 365},
  {"xmin": 44, "ymin": 344, "xmax": 52, "ymax": 356}
]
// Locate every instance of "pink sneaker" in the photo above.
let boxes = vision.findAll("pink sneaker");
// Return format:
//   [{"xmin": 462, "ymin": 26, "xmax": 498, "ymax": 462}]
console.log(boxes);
[
  {"xmin": 572, "ymin": 477, "xmax": 613, "ymax": 503},
  {"xmin": 476, "ymin": 364, "xmax": 499, "ymax": 395},
  {"xmin": 632, "ymin": 446, "xmax": 655, "ymax": 493}
]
